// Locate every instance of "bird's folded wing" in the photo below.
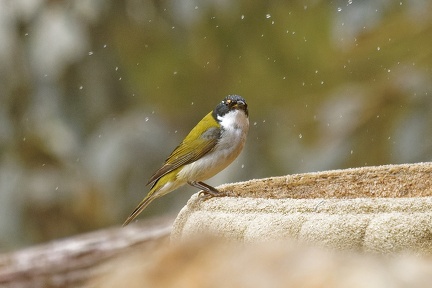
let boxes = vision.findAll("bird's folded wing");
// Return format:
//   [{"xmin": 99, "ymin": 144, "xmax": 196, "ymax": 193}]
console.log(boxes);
[{"xmin": 147, "ymin": 127, "xmax": 221, "ymax": 186}]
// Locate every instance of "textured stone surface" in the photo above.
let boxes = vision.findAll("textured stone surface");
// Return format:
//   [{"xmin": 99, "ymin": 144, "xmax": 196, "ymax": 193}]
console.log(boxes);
[{"xmin": 172, "ymin": 162, "xmax": 432, "ymax": 253}]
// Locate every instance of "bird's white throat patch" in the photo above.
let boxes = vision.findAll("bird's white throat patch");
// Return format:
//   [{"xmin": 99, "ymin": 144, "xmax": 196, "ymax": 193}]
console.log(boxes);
[
  {"xmin": 217, "ymin": 109, "xmax": 249, "ymax": 131},
  {"xmin": 216, "ymin": 109, "xmax": 249, "ymax": 152}
]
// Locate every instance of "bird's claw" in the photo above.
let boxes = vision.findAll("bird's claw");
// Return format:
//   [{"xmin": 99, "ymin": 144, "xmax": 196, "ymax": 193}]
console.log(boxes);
[{"xmin": 199, "ymin": 190, "xmax": 228, "ymax": 201}]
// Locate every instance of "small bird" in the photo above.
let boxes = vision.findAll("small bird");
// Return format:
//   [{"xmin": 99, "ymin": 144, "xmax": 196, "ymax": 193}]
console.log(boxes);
[{"xmin": 123, "ymin": 95, "xmax": 249, "ymax": 226}]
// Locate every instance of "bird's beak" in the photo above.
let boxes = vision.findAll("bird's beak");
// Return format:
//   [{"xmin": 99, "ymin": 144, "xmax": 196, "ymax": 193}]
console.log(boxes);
[{"xmin": 235, "ymin": 100, "xmax": 246, "ymax": 108}]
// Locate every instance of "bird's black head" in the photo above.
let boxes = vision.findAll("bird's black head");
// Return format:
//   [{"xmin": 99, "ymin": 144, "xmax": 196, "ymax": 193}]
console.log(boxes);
[{"xmin": 213, "ymin": 95, "xmax": 248, "ymax": 120}]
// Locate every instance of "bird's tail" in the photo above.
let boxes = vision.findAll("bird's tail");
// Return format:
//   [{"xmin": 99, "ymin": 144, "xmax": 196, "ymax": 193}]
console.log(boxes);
[{"xmin": 122, "ymin": 193, "xmax": 156, "ymax": 226}]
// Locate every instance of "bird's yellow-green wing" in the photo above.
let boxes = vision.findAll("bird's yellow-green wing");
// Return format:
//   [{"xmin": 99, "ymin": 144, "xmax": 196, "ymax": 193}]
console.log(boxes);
[{"xmin": 147, "ymin": 112, "xmax": 220, "ymax": 187}]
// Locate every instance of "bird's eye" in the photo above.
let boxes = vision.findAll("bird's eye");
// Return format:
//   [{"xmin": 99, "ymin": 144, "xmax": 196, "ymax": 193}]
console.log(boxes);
[{"xmin": 226, "ymin": 99, "xmax": 232, "ymax": 105}]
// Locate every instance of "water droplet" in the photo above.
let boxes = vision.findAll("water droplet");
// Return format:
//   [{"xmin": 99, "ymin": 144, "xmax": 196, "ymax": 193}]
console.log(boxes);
[
  {"xmin": 299, "ymin": 134, "xmax": 302, "ymax": 139},
  {"xmin": 145, "ymin": 117, "xmax": 149, "ymax": 122},
  {"xmin": 241, "ymin": 15, "xmax": 245, "ymax": 20},
  {"xmin": 88, "ymin": 51, "xmax": 93, "ymax": 56},
  {"xmin": 265, "ymin": 14, "xmax": 271, "ymax": 19},
  {"xmin": 377, "ymin": 46, "xmax": 381, "ymax": 51}
]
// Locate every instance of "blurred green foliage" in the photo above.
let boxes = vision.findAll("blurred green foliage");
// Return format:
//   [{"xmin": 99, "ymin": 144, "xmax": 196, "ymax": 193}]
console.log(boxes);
[{"xmin": 0, "ymin": 0, "xmax": 431, "ymax": 251}]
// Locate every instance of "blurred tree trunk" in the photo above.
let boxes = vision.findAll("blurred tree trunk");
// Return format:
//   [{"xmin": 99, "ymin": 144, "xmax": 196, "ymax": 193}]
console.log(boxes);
[{"xmin": 0, "ymin": 217, "xmax": 172, "ymax": 288}]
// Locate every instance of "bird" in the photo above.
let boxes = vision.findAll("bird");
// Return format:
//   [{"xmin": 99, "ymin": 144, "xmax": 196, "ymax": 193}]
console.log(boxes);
[{"xmin": 123, "ymin": 95, "xmax": 249, "ymax": 226}]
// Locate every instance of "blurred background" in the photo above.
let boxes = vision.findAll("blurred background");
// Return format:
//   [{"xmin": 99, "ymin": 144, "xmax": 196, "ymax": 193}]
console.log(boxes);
[{"xmin": 0, "ymin": 0, "xmax": 431, "ymax": 252}]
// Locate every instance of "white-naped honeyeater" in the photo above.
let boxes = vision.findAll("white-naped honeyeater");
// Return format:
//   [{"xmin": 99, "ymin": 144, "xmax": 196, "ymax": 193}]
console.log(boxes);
[{"xmin": 123, "ymin": 95, "xmax": 249, "ymax": 226}]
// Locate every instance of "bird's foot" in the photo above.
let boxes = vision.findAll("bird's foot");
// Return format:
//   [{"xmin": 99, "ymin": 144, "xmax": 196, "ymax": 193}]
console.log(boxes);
[
  {"xmin": 198, "ymin": 190, "xmax": 228, "ymax": 200},
  {"xmin": 188, "ymin": 181, "xmax": 228, "ymax": 200}
]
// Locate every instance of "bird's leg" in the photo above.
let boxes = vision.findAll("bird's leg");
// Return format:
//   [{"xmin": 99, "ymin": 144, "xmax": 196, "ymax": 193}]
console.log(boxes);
[{"xmin": 188, "ymin": 181, "xmax": 227, "ymax": 199}]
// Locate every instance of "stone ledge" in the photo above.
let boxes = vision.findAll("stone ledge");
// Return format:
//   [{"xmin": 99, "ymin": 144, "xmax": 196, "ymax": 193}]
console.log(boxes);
[{"xmin": 171, "ymin": 162, "xmax": 432, "ymax": 253}]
